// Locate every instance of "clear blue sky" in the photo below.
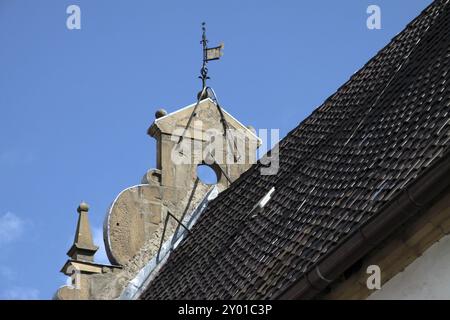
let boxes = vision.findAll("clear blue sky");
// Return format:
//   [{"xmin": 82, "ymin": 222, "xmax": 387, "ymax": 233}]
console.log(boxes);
[{"xmin": 0, "ymin": 0, "xmax": 432, "ymax": 299}]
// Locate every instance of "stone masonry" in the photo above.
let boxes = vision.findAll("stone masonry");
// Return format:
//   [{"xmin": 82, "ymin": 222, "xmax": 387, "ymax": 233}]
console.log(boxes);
[{"xmin": 56, "ymin": 95, "xmax": 261, "ymax": 299}]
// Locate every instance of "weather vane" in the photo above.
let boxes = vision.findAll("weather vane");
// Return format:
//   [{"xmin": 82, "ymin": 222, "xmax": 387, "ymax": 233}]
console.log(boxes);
[{"xmin": 199, "ymin": 22, "xmax": 224, "ymax": 90}]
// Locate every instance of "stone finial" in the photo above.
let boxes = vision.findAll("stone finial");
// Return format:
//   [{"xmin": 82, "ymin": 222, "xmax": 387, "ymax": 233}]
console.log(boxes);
[
  {"xmin": 77, "ymin": 201, "xmax": 89, "ymax": 213},
  {"xmin": 155, "ymin": 109, "xmax": 168, "ymax": 119},
  {"xmin": 197, "ymin": 89, "xmax": 210, "ymax": 101},
  {"xmin": 56, "ymin": 202, "xmax": 121, "ymax": 300},
  {"xmin": 67, "ymin": 201, "xmax": 98, "ymax": 262}
]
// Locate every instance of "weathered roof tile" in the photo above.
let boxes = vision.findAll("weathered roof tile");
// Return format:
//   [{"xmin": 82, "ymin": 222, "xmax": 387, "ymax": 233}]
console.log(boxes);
[{"xmin": 141, "ymin": 0, "xmax": 450, "ymax": 300}]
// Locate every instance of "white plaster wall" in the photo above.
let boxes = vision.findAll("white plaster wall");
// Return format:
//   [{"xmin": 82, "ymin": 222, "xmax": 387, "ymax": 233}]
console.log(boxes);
[{"xmin": 368, "ymin": 234, "xmax": 450, "ymax": 300}]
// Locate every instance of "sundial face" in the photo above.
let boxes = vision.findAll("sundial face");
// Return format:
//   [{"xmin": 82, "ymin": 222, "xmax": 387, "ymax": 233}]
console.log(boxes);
[
  {"xmin": 104, "ymin": 177, "xmax": 213, "ymax": 266},
  {"xmin": 104, "ymin": 184, "xmax": 162, "ymax": 266}
]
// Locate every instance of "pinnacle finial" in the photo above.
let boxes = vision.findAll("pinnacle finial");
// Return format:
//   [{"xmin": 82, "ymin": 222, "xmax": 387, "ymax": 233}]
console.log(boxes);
[
  {"xmin": 67, "ymin": 201, "xmax": 98, "ymax": 262},
  {"xmin": 77, "ymin": 201, "xmax": 89, "ymax": 213}
]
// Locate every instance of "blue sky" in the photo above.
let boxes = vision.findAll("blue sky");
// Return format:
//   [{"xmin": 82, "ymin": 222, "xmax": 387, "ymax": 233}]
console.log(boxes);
[{"xmin": 0, "ymin": 0, "xmax": 432, "ymax": 299}]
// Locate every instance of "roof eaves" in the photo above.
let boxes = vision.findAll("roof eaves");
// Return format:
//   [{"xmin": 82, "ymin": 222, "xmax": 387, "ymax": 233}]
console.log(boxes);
[{"xmin": 274, "ymin": 149, "xmax": 450, "ymax": 299}]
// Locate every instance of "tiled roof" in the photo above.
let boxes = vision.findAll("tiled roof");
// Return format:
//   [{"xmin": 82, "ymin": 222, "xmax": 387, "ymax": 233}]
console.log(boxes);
[{"xmin": 141, "ymin": 0, "xmax": 450, "ymax": 299}]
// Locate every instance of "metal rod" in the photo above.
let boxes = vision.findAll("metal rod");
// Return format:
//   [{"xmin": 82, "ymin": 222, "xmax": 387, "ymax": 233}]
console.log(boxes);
[
  {"xmin": 156, "ymin": 211, "xmax": 171, "ymax": 262},
  {"xmin": 170, "ymin": 179, "xmax": 199, "ymax": 247},
  {"xmin": 167, "ymin": 211, "xmax": 191, "ymax": 234},
  {"xmin": 207, "ymin": 151, "xmax": 232, "ymax": 184},
  {"xmin": 175, "ymin": 86, "xmax": 207, "ymax": 147},
  {"xmin": 200, "ymin": 22, "xmax": 209, "ymax": 90},
  {"xmin": 207, "ymin": 87, "xmax": 242, "ymax": 162}
]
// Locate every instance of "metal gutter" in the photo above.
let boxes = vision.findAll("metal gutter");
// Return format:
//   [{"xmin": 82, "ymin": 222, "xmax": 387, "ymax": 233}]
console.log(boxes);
[{"xmin": 275, "ymin": 149, "xmax": 450, "ymax": 299}]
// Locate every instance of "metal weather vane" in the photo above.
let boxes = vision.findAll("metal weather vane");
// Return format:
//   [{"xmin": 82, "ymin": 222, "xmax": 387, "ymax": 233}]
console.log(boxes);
[
  {"xmin": 200, "ymin": 22, "xmax": 224, "ymax": 89},
  {"xmin": 176, "ymin": 22, "xmax": 239, "ymax": 178}
]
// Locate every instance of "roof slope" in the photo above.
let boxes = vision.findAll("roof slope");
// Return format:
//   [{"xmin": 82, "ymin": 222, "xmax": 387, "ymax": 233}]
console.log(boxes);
[{"xmin": 141, "ymin": 0, "xmax": 450, "ymax": 299}]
